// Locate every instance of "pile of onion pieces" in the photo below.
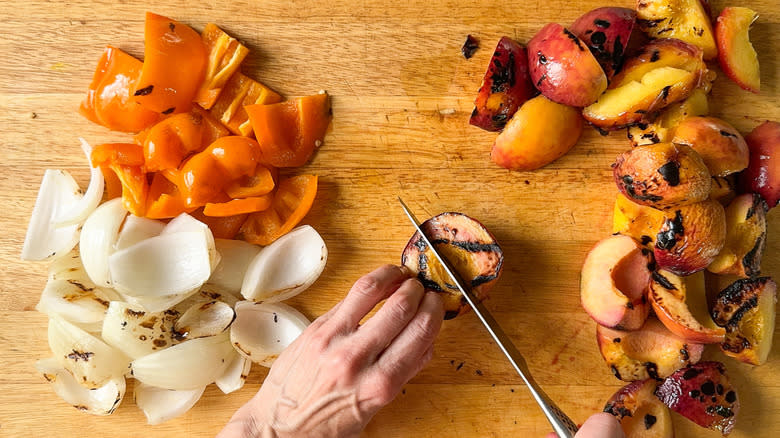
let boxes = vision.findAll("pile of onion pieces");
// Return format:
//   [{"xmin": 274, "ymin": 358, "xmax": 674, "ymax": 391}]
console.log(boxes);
[{"xmin": 22, "ymin": 139, "xmax": 328, "ymax": 424}]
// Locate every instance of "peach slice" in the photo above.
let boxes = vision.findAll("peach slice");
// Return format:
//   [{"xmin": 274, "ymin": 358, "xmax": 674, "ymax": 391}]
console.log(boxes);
[
  {"xmin": 581, "ymin": 235, "xmax": 651, "ymax": 330},
  {"xmin": 527, "ymin": 23, "xmax": 608, "ymax": 107},
  {"xmin": 612, "ymin": 193, "xmax": 666, "ymax": 248},
  {"xmin": 469, "ymin": 37, "xmax": 537, "ymax": 132},
  {"xmin": 716, "ymin": 7, "xmax": 760, "ymax": 93},
  {"xmin": 711, "ymin": 277, "xmax": 777, "ymax": 365},
  {"xmin": 613, "ymin": 143, "xmax": 711, "ymax": 210},
  {"xmin": 655, "ymin": 361, "xmax": 739, "ymax": 434},
  {"xmin": 649, "ymin": 269, "xmax": 726, "ymax": 343},
  {"xmin": 627, "ymin": 87, "xmax": 709, "ymax": 147},
  {"xmin": 570, "ymin": 7, "xmax": 637, "ymax": 80},
  {"xmin": 636, "ymin": 0, "xmax": 718, "ymax": 60},
  {"xmin": 597, "ymin": 317, "xmax": 703, "ymax": 381},
  {"xmin": 583, "ymin": 39, "xmax": 707, "ymax": 130},
  {"xmin": 740, "ymin": 121, "xmax": 780, "ymax": 209},
  {"xmin": 672, "ymin": 116, "xmax": 749, "ymax": 177},
  {"xmin": 654, "ymin": 200, "xmax": 726, "ymax": 275},
  {"xmin": 603, "ymin": 379, "xmax": 674, "ymax": 438},
  {"xmin": 708, "ymin": 194, "xmax": 767, "ymax": 278},
  {"xmin": 490, "ymin": 95, "xmax": 583, "ymax": 171}
]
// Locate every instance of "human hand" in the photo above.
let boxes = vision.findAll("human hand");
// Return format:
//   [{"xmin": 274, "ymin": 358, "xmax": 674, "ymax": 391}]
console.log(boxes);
[
  {"xmin": 546, "ymin": 412, "xmax": 626, "ymax": 438},
  {"xmin": 217, "ymin": 264, "xmax": 445, "ymax": 438}
]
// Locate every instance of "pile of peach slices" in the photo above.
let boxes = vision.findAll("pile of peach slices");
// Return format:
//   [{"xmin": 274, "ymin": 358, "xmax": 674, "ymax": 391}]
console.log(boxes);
[{"xmin": 468, "ymin": 0, "xmax": 777, "ymax": 437}]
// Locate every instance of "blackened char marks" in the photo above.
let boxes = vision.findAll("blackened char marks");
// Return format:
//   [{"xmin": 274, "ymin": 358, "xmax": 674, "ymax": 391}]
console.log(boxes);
[
  {"xmin": 594, "ymin": 18, "xmax": 611, "ymax": 28},
  {"xmin": 490, "ymin": 51, "xmax": 516, "ymax": 93},
  {"xmin": 461, "ymin": 34, "xmax": 479, "ymax": 59},
  {"xmin": 656, "ymin": 210, "xmax": 684, "ymax": 251},
  {"xmin": 657, "ymin": 161, "xmax": 681, "ymax": 186},
  {"xmin": 652, "ymin": 271, "xmax": 678, "ymax": 290},
  {"xmin": 563, "ymin": 28, "xmax": 585, "ymax": 51},
  {"xmin": 620, "ymin": 174, "xmax": 663, "ymax": 203}
]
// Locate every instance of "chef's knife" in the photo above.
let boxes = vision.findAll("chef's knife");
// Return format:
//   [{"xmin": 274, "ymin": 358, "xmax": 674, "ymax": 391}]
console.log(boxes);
[{"xmin": 399, "ymin": 198, "xmax": 580, "ymax": 438}]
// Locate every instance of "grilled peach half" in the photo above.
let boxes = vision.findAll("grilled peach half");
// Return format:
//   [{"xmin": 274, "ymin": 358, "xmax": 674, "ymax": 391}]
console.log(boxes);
[
  {"xmin": 597, "ymin": 317, "xmax": 703, "ymax": 382},
  {"xmin": 613, "ymin": 142, "xmax": 711, "ymax": 210},
  {"xmin": 401, "ymin": 212, "xmax": 503, "ymax": 320},
  {"xmin": 711, "ymin": 277, "xmax": 777, "ymax": 365},
  {"xmin": 656, "ymin": 361, "xmax": 739, "ymax": 434},
  {"xmin": 649, "ymin": 270, "xmax": 725, "ymax": 343},
  {"xmin": 527, "ymin": 23, "xmax": 608, "ymax": 107},
  {"xmin": 490, "ymin": 94, "xmax": 583, "ymax": 171},
  {"xmin": 570, "ymin": 7, "xmax": 637, "ymax": 80},
  {"xmin": 654, "ymin": 200, "xmax": 726, "ymax": 275},
  {"xmin": 583, "ymin": 39, "xmax": 707, "ymax": 130},
  {"xmin": 672, "ymin": 116, "xmax": 749, "ymax": 177},
  {"xmin": 716, "ymin": 7, "xmax": 760, "ymax": 93},
  {"xmin": 581, "ymin": 235, "xmax": 651, "ymax": 330},
  {"xmin": 710, "ymin": 175, "xmax": 737, "ymax": 206},
  {"xmin": 469, "ymin": 37, "xmax": 537, "ymax": 132},
  {"xmin": 636, "ymin": 0, "xmax": 718, "ymax": 60},
  {"xmin": 708, "ymin": 194, "xmax": 767, "ymax": 278},
  {"xmin": 603, "ymin": 379, "xmax": 674, "ymax": 438}
]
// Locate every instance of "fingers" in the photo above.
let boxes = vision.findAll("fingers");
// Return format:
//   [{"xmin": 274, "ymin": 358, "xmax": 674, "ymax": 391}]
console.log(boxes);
[
  {"xmin": 373, "ymin": 291, "xmax": 444, "ymax": 388},
  {"xmin": 353, "ymin": 277, "xmax": 425, "ymax": 351},
  {"xmin": 325, "ymin": 264, "xmax": 412, "ymax": 333},
  {"xmin": 575, "ymin": 413, "xmax": 625, "ymax": 438}
]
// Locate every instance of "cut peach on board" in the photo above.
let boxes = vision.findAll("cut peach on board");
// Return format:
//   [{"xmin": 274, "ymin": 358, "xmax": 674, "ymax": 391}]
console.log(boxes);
[
  {"xmin": 581, "ymin": 235, "xmax": 650, "ymax": 330},
  {"xmin": 603, "ymin": 379, "xmax": 674, "ymax": 438},
  {"xmin": 716, "ymin": 7, "xmax": 760, "ymax": 93}
]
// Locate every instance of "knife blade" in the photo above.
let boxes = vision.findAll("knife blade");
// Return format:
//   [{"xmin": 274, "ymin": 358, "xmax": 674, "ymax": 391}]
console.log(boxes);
[{"xmin": 398, "ymin": 197, "xmax": 579, "ymax": 438}]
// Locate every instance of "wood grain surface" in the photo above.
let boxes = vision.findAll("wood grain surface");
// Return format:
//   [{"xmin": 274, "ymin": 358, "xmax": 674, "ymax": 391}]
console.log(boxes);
[{"xmin": 1, "ymin": 0, "xmax": 778, "ymax": 436}]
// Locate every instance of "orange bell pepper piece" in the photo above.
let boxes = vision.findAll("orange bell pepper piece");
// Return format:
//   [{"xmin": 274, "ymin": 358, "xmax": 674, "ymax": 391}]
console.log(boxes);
[
  {"xmin": 100, "ymin": 166, "xmax": 123, "ymax": 200},
  {"xmin": 239, "ymin": 174, "xmax": 318, "ymax": 245},
  {"xmin": 178, "ymin": 136, "xmax": 261, "ymax": 207},
  {"xmin": 104, "ymin": 164, "xmax": 148, "ymax": 216},
  {"xmin": 141, "ymin": 109, "xmax": 229, "ymax": 172},
  {"xmin": 203, "ymin": 195, "xmax": 273, "ymax": 217},
  {"xmin": 133, "ymin": 12, "xmax": 207, "ymax": 114},
  {"xmin": 195, "ymin": 23, "xmax": 250, "ymax": 109},
  {"xmin": 190, "ymin": 209, "xmax": 248, "ymax": 239},
  {"xmin": 209, "ymin": 72, "xmax": 283, "ymax": 136},
  {"xmin": 91, "ymin": 143, "xmax": 146, "ymax": 167},
  {"xmin": 225, "ymin": 165, "xmax": 275, "ymax": 198},
  {"xmin": 145, "ymin": 173, "xmax": 193, "ymax": 219},
  {"xmin": 246, "ymin": 93, "xmax": 332, "ymax": 167},
  {"xmin": 80, "ymin": 46, "xmax": 160, "ymax": 132}
]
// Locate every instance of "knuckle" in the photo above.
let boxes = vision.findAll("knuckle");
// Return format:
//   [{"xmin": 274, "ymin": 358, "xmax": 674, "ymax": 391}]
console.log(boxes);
[
  {"xmin": 388, "ymin": 293, "xmax": 417, "ymax": 323},
  {"xmin": 352, "ymin": 275, "xmax": 382, "ymax": 300},
  {"xmin": 411, "ymin": 313, "xmax": 439, "ymax": 343}
]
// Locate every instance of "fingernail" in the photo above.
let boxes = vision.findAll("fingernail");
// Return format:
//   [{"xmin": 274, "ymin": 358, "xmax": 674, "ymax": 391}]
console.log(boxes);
[{"xmin": 399, "ymin": 265, "xmax": 414, "ymax": 278}]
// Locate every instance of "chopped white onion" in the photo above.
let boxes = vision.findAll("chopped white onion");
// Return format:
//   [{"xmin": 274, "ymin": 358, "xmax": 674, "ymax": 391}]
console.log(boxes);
[
  {"xmin": 120, "ymin": 289, "xmax": 200, "ymax": 314},
  {"xmin": 230, "ymin": 301, "xmax": 310, "ymax": 366},
  {"xmin": 54, "ymin": 139, "xmax": 104, "ymax": 227},
  {"xmin": 101, "ymin": 301, "xmax": 177, "ymax": 360},
  {"xmin": 162, "ymin": 213, "xmax": 220, "ymax": 271},
  {"xmin": 134, "ymin": 382, "xmax": 205, "ymax": 425},
  {"xmin": 79, "ymin": 198, "xmax": 127, "ymax": 287},
  {"xmin": 215, "ymin": 349, "xmax": 251, "ymax": 394},
  {"xmin": 48, "ymin": 316, "xmax": 130, "ymax": 388},
  {"xmin": 208, "ymin": 239, "xmax": 261, "ymax": 293},
  {"xmin": 21, "ymin": 170, "xmax": 82, "ymax": 261},
  {"xmin": 176, "ymin": 286, "xmax": 240, "ymax": 311},
  {"xmin": 109, "ymin": 231, "xmax": 211, "ymax": 298},
  {"xmin": 36, "ymin": 357, "xmax": 125, "ymax": 416},
  {"xmin": 174, "ymin": 300, "xmax": 235, "ymax": 340},
  {"xmin": 241, "ymin": 225, "xmax": 327, "ymax": 303},
  {"xmin": 131, "ymin": 332, "xmax": 234, "ymax": 390},
  {"xmin": 114, "ymin": 215, "xmax": 165, "ymax": 251},
  {"xmin": 48, "ymin": 248, "xmax": 83, "ymax": 280},
  {"xmin": 36, "ymin": 278, "xmax": 114, "ymax": 326}
]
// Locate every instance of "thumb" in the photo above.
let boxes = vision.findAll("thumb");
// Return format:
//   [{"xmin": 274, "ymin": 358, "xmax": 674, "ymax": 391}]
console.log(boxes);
[{"xmin": 575, "ymin": 413, "xmax": 625, "ymax": 438}]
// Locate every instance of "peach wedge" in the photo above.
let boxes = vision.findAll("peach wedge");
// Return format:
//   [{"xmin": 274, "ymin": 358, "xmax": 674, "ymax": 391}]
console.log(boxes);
[
  {"xmin": 581, "ymin": 235, "xmax": 651, "ymax": 330},
  {"xmin": 649, "ymin": 270, "xmax": 725, "ymax": 343},
  {"xmin": 597, "ymin": 317, "xmax": 703, "ymax": 381},
  {"xmin": 716, "ymin": 7, "xmax": 760, "ymax": 93},
  {"xmin": 603, "ymin": 379, "xmax": 674, "ymax": 438}
]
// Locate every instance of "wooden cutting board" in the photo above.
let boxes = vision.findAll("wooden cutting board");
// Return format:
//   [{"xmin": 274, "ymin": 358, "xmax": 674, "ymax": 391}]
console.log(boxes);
[{"xmin": 0, "ymin": 0, "xmax": 778, "ymax": 436}]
